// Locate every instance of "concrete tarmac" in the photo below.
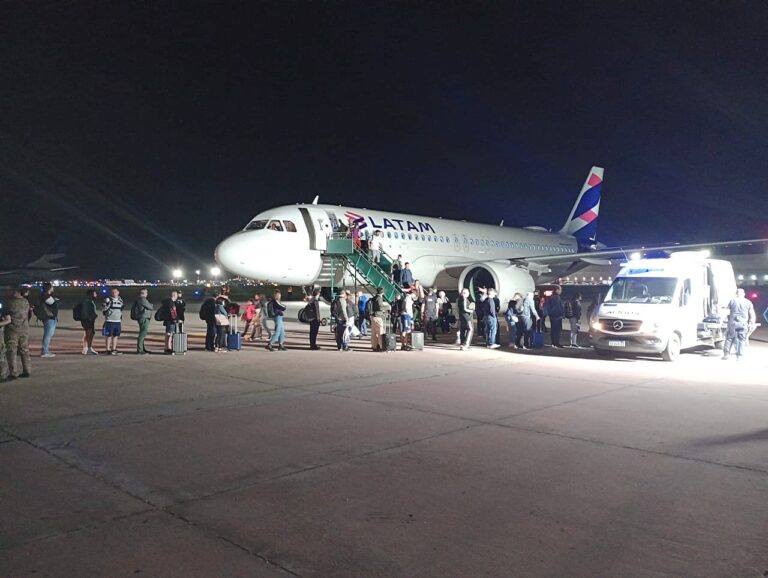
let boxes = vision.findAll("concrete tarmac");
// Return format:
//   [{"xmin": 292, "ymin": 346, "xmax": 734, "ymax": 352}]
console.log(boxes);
[{"xmin": 1, "ymin": 313, "xmax": 767, "ymax": 577}]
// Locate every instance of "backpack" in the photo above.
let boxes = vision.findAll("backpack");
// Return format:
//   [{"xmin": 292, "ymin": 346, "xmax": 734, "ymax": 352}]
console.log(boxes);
[
  {"xmin": 72, "ymin": 301, "xmax": 83, "ymax": 321},
  {"xmin": 266, "ymin": 300, "xmax": 276, "ymax": 319},
  {"xmin": 33, "ymin": 301, "xmax": 52, "ymax": 321},
  {"xmin": 130, "ymin": 301, "xmax": 143, "ymax": 321},
  {"xmin": 199, "ymin": 298, "xmax": 215, "ymax": 321},
  {"xmin": 154, "ymin": 308, "xmax": 164, "ymax": 322},
  {"xmin": 364, "ymin": 298, "xmax": 374, "ymax": 320},
  {"xmin": 303, "ymin": 301, "xmax": 318, "ymax": 322},
  {"xmin": 563, "ymin": 299, "xmax": 574, "ymax": 319}
]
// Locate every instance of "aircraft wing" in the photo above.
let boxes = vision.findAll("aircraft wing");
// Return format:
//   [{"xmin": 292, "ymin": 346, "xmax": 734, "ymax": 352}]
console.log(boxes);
[{"xmin": 513, "ymin": 238, "xmax": 768, "ymax": 266}]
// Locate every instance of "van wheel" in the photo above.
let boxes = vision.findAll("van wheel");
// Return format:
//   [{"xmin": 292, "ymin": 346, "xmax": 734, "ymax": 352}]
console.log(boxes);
[{"xmin": 662, "ymin": 334, "xmax": 681, "ymax": 362}]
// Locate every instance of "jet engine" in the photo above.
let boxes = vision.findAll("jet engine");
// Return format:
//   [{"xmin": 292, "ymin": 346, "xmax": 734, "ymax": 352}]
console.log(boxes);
[{"xmin": 458, "ymin": 263, "xmax": 535, "ymax": 302}]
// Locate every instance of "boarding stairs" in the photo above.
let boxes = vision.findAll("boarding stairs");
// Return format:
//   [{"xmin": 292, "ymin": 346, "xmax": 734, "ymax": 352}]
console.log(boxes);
[{"xmin": 322, "ymin": 236, "xmax": 404, "ymax": 302}]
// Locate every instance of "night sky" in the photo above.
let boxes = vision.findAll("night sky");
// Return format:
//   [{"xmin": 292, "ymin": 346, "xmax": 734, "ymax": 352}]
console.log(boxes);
[{"xmin": 1, "ymin": 1, "xmax": 767, "ymax": 278}]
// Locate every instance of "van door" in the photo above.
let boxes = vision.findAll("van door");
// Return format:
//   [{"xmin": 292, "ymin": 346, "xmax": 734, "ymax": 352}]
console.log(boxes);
[{"xmin": 678, "ymin": 277, "xmax": 699, "ymax": 347}]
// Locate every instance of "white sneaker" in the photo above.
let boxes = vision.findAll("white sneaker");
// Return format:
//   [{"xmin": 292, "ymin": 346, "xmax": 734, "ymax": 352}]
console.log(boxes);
[
  {"xmin": 489, "ymin": 344, "xmax": 501, "ymax": 349},
  {"xmin": 88, "ymin": 349, "xmax": 99, "ymax": 355},
  {"xmin": 41, "ymin": 353, "xmax": 56, "ymax": 358}
]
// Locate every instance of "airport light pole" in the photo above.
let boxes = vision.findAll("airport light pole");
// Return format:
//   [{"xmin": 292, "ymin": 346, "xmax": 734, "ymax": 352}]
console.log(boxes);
[{"xmin": 195, "ymin": 270, "xmax": 201, "ymax": 284}]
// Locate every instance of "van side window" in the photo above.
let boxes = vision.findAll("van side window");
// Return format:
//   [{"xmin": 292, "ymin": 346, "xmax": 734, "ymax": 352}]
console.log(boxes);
[{"xmin": 284, "ymin": 220, "xmax": 297, "ymax": 232}]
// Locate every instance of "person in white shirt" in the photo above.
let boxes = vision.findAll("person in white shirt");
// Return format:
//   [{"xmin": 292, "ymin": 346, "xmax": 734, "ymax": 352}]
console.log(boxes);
[{"xmin": 369, "ymin": 230, "xmax": 384, "ymax": 263}]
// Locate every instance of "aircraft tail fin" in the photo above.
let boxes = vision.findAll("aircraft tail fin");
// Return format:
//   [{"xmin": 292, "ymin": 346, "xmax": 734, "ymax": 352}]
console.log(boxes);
[
  {"xmin": 26, "ymin": 241, "xmax": 67, "ymax": 269},
  {"xmin": 558, "ymin": 166, "xmax": 603, "ymax": 246}
]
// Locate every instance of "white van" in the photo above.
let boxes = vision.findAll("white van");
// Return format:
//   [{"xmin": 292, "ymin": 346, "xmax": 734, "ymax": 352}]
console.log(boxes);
[{"xmin": 591, "ymin": 253, "xmax": 736, "ymax": 361}]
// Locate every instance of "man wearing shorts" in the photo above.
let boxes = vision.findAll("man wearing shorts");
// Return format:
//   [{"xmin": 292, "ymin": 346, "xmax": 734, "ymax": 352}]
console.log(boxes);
[{"xmin": 102, "ymin": 288, "xmax": 124, "ymax": 355}]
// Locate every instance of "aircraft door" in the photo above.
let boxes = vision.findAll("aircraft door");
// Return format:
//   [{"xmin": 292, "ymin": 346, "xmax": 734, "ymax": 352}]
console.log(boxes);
[{"xmin": 300, "ymin": 207, "xmax": 331, "ymax": 252}]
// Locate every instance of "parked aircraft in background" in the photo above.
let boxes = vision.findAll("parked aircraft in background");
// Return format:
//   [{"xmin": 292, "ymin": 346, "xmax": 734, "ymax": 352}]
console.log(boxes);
[{"xmin": 0, "ymin": 243, "xmax": 78, "ymax": 284}]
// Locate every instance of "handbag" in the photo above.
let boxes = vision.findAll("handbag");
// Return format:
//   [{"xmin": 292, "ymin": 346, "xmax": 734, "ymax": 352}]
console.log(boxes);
[{"xmin": 214, "ymin": 313, "xmax": 229, "ymax": 327}]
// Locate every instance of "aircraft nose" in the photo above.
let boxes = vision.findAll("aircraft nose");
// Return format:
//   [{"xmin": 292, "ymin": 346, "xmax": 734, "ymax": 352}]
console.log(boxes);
[{"xmin": 214, "ymin": 233, "xmax": 247, "ymax": 274}]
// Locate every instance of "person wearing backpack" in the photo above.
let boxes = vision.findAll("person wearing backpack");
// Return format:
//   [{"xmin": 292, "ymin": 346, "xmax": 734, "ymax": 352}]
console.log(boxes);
[
  {"xmin": 74, "ymin": 288, "xmax": 99, "ymax": 355},
  {"xmin": 37, "ymin": 282, "xmax": 59, "ymax": 358},
  {"xmin": 102, "ymin": 287, "xmax": 125, "ymax": 355},
  {"xmin": 566, "ymin": 293, "xmax": 583, "ymax": 348},
  {"xmin": 505, "ymin": 293, "xmax": 522, "ymax": 348},
  {"xmin": 306, "ymin": 289, "xmax": 322, "ymax": 350},
  {"xmin": 332, "ymin": 291, "xmax": 351, "ymax": 351},
  {"xmin": 199, "ymin": 293, "xmax": 217, "ymax": 352},
  {"xmin": 544, "ymin": 285, "xmax": 565, "ymax": 348},
  {"xmin": 266, "ymin": 290, "xmax": 287, "ymax": 351},
  {"xmin": 4, "ymin": 286, "xmax": 32, "ymax": 378},
  {"xmin": 131, "ymin": 288, "xmax": 154, "ymax": 354},
  {"xmin": 370, "ymin": 287, "xmax": 391, "ymax": 351},
  {"xmin": 356, "ymin": 291, "xmax": 369, "ymax": 339}
]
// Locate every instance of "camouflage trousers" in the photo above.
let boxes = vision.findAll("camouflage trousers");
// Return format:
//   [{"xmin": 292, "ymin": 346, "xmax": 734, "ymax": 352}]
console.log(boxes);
[
  {"xmin": 5, "ymin": 331, "xmax": 31, "ymax": 377},
  {"xmin": 0, "ymin": 339, "xmax": 7, "ymax": 380}
]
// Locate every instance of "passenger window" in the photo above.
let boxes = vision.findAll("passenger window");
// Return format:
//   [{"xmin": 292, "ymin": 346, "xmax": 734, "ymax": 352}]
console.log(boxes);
[
  {"xmin": 245, "ymin": 220, "xmax": 268, "ymax": 231},
  {"xmin": 284, "ymin": 221, "xmax": 297, "ymax": 232},
  {"xmin": 387, "ymin": 232, "xmax": 392, "ymax": 238},
  {"xmin": 267, "ymin": 220, "xmax": 283, "ymax": 231}
]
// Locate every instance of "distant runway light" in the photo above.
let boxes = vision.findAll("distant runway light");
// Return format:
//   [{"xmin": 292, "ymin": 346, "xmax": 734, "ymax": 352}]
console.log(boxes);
[
  {"xmin": 172, "ymin": 268, "xmax": 183, "ymax": 279},
  {"xmin": 210, "ymin": 267, "xmax": 221, "ymax": 278}
]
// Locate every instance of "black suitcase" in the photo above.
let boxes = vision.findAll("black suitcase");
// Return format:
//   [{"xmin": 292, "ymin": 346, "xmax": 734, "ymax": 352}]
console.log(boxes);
[{"xmin": 384, "ymin": 319, "xmax": 397, "ymax": 352}]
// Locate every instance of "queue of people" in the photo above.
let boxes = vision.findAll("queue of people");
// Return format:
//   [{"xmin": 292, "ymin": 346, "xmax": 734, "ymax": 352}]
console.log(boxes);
[{"xmin": 1, "ymin": 281, "xmax": 759, "ymax": 380}]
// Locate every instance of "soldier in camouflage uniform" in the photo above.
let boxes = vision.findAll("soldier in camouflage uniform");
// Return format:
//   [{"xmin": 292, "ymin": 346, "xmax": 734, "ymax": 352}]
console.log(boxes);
[
  {"xmin": 0, "ymin": 302, "xmax": 10, "ymax": 382},
  {"xmin": 5, "ymin": 286, "xmax": 31, "ymax": 379}
]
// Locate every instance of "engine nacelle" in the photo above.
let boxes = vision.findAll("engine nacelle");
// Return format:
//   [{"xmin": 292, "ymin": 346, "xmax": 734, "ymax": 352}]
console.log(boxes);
[{"xmin": 458, "ymin": 263, "xmax": 535, "ymax": 303}]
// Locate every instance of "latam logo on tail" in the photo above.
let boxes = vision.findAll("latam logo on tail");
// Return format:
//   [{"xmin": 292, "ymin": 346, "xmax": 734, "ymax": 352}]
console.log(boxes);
[{"xmin": 344, "ymin": 210, "xmax": 437, "ymax": 234}]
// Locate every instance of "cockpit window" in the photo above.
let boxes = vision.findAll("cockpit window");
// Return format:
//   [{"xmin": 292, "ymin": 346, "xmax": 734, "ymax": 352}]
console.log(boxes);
[
  {"xmin": 245, "ymin": 220, "xmax": 268, "ymax": 231},
  {"xmin": 284, "ymin": 220, "xmax": 297, "ymax": 232},
  {"xmin": 267, "ymin": 220, "xmax": 284, "ymax": 231}
]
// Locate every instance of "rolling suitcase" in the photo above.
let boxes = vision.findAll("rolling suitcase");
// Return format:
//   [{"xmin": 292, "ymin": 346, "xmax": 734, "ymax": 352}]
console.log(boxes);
[
  {"xmin": 384, "ymin": 319, "xmax": 397, "ymax": 352},
  {"xmin": 227, "ymin": 314, "xmax": 241, "ymax": 351},
  {"xmin": 411, "ymin": 331, "xmax": 424, "ymax": 351},
  {"xmin": 172, "ymin": 322, "xmax": 188, "ymax": 355},
  {"xmin": 532, "ymin": 319, "xmax": 545, "ymax": 349}
]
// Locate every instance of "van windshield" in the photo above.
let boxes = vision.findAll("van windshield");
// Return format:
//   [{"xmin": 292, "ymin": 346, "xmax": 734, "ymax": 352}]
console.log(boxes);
[{"xmin": 604, "ymin": 277, "xmax": 677, "ymax": 304}]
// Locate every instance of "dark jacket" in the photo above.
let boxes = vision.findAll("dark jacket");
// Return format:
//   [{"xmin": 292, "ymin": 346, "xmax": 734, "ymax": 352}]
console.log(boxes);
[
  {"xmin": 458, "ymin": 296, "xmax": 475, "ymax": 319},
  {"xmin": 81, "ymin": 298, "xmax": 98, "ymax": 322},
  {"xmin": 545, "ymin": 294, "xmax": 564, "ymax": 320},
  {"xmin": 400, "ymin": 268, "xmax": 414, "ymax": 286},
  {"xmin": 134, "ymin": 297, "xmax": 154, "ymax": 321}
]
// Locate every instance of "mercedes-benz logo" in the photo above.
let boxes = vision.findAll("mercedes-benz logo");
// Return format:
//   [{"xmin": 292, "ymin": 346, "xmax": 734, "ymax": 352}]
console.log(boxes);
[{"xmin": 612, "ymin": 320, "xmax": 624, "ymax": 331}]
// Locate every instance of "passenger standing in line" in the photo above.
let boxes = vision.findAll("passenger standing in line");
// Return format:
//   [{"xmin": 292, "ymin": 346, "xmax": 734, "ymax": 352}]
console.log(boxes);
[
  {"xmin": 4, "ymin": 286, "xmax": 31, "ymax": 378},
  {"xmin": 457, "ymin": 288, "xmax": 475, "ymax": 351},
  {"xmin": 77, "ymin": 289, "xmax": 99, "ymax": 355},
  {"xmin": 243, "ymin": 299, "xmax": 257, "ymax": 341},
  {"xmin": 518, "ymin": 291, "xmax": 539, "ymax": 349},
  {"xmin": 505, "ymin": 293, "xmax": 522, "ymax": 348},
  {"xmin": 392, "ymin": 255, "xmax": 403, "ymax": 285},
  {"xmin": 400, "ymin": 262, "xmax": 414, "ymax": 289},
  {"xmin": 424, "ymin": 287, "xmax": 438, "ymax": 341},
  {"xmin": 258, "ymin": 293, "xmax": 273, "ymax": 340},
  {"xmin": 0, "ymin": 297, "xmax": 10, "ymax": 382},
  {"xmin": 102, "ymin": 287, "xmax": 124, "ymax": 355},
  {"xmin": 545, "ymin": 286, "xmax": 565, "ymax": 348},
  {"xmin": 535, "ymin": 291, "xmax": 547, "ymax": 334},
  {"xmin": 476, "ymin": 287, "xmax": 488, "ymax": 345},
  {"xmin": 200, "ymin": 293, "xmax": 217, "ymax": 352},
  {"xmin": 391, "ymin": 293, "xmax": 403, "ymax": 334},
  {"xmin": 370, "ymin": 287, "xmax": 391, "ymax": 351},
  {"xmin": 175, "ymin": 291, "xmax": 187, "ymax": 325},
  {"xmin": 333, "ymin": 291, "xmax": 350, "ymax": 351},
  {"xmin": 159, "ymin": 290, "xmax": 181, "ymax": 354},
  {"xmin": 566, "ymin": 292, "xmax": 583, "ymax": 348},
  {"xmin": 267, "ymin": 290, "xmax": 287, "ymax": 351},
  {"xmin": 38, "ymin": 282, "xmax": 59, "ymax": 358},
  {"xmin": 307, "ymin": 288, "xmax": 322, "ymax": 350},
  {"xmin": 400, "ymin": 291, "xmax": 414, "ymax": 351},
  {"xmin": 485, "ymin": 288, "xmax": 501, "ymax": 349},
  {"xmin": 214, "ymin": 296, "xmax": 230, "ymax": 353},
  {"xmin": 132, "ymin": 288, "xmax": 153, "ymax": 355},
  {"xmin": 722, "ymin": 288, "xmax": 756, "ymax": 360},
  {"xmin": 411, "ymin": 280, "xmax": 425, "ymax": 327},
  {"xmin": 356, "ymin": 291, "xmax": 369, "ymax": 338},
  {"xmin": 345, "ymin": 290, "xmax": 356, "ymax": 346},
  {"xmin": 437, "ymin": 290, "xmax": 452, "ymax": 334},
  {"xmin": 369, "ymin": 230, "xmax": 384, "ymax": 263}
]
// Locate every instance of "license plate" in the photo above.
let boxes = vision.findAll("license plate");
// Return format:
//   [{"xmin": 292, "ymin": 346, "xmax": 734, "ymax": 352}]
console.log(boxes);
[{"xmin": 608, "ymin": 340, "xmax": 626, "ymax": 347}]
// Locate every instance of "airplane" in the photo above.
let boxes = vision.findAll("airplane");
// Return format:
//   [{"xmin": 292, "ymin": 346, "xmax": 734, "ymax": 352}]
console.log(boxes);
[
  {"xmin": 0, "ymin": 243, "xmax": 78, "ymax": 284},
  {"xmin": 214, "ymin": 167, "xmax": 767, "ymax": 301}
]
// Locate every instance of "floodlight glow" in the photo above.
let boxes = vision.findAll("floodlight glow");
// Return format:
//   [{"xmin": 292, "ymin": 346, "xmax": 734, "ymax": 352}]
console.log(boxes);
[
  {"xmin": 172, "ymin": 269, "xmax": 183, "ymax": 279},
  {"xmin": 629, "ymin": 252, "xmax": 641, "ymax": 261},
  {"xmin": 700, "ymin": 249, "xmax": 711, "ymax": 258},
  {"xmin": 210, "ymin": 267, "xmax": 221, "ymax": 277}
]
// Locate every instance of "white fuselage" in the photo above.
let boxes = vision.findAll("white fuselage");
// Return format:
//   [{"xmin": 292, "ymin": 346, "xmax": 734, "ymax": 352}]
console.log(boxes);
[{"xmin": 215, "ymin": 203, "xmax": 580, "ymax": 288}]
